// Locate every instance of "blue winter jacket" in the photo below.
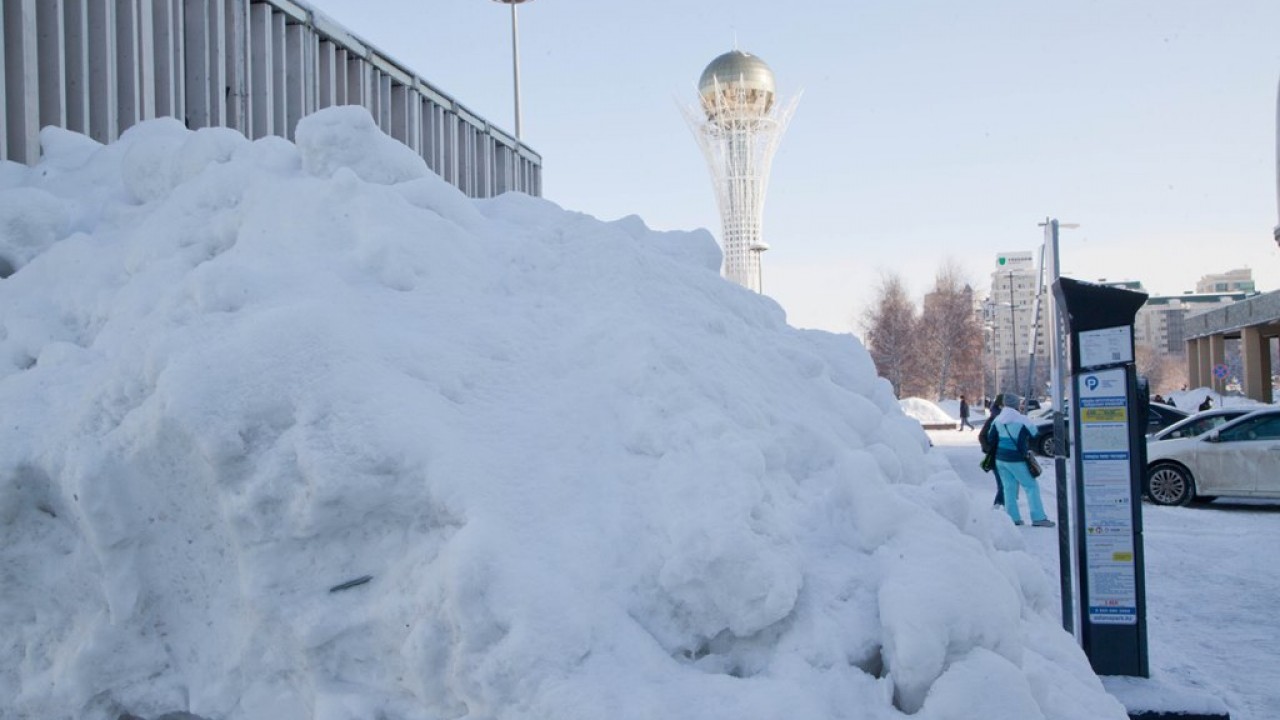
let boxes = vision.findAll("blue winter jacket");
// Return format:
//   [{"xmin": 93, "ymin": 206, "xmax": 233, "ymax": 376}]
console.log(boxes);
[{"xmin": 988, "ymin": 422, "xmax": 1035, "ymax": 462}]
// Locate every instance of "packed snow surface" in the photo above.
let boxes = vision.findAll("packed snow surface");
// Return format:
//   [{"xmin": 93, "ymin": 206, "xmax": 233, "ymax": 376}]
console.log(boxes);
[
  {"xmin": 0, "ymin": 107, "xmax": 1128, "ymax": 720},
  {"xmin": 899, "ymin": 398, "xmax": 957, "ymax": 426}
]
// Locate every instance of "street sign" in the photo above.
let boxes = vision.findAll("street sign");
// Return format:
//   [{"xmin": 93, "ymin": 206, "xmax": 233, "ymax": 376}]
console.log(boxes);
[{"xmin": 1213, "ymin": 363, "xmax": 1229, "ymax": 380}]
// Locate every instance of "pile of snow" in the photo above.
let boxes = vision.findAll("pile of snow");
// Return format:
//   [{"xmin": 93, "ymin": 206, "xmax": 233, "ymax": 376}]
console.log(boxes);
[
  {"xmin": 899, "ymin": 397, "xmax": 956, "ymax": 426},
  {"xmin": 0, "ymin": 107, "xmax": 1128, "ymax": 720},
  {"xmin": 1165, "ymin": 387, "xmax": 1270, "ymax": 412}
]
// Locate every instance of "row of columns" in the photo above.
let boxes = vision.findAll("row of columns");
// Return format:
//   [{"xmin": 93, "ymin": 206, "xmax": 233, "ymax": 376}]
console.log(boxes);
[{"xmin": 1186, "ymin": 331, "xmax": 1275, "ymax": 404}]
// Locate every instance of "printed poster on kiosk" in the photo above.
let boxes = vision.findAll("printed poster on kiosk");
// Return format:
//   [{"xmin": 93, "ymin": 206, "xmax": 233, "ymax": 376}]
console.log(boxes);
[{"xmin": 1077, "ymin": 366, "xmax": 1138, "ymax": 625}]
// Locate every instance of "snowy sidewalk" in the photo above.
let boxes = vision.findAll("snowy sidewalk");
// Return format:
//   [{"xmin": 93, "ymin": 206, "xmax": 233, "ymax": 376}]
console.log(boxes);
[{"xmin": 927, "ymin": 429, "xmax": 1280, "ymax": 720}]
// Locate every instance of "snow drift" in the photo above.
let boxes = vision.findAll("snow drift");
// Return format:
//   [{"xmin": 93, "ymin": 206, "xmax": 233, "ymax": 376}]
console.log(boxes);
[
  {"xmin": 899, "ymin": 398, "xmax": 957, "ymax": 427},
  {"xmin": 0, "ymin": 107, "xmax": 1127, "ymax": 720}
]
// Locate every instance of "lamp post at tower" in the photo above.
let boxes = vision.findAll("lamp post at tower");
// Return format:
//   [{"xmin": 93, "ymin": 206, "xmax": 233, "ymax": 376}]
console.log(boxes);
[{"xmin": 490, "ymin": 0, "xmax": 532, "ymax": 140}]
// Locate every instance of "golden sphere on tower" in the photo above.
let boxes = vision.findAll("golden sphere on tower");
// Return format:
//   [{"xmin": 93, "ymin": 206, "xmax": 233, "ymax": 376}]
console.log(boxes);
[{"xmin": 698, "ymin": 50, "xmax": 777, "ymax": 119}]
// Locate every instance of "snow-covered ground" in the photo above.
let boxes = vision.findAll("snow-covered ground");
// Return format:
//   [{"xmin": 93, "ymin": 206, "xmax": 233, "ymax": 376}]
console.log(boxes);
[
  {"xmin": 898, "ymin": 397, "xmax": 957, "ymax": 426},
  {"xmin": 899, "ymin": 398, "xmax": 989, "ymax": 429},
  {"xmin": 928, "ymin": 429, "xmax": 1280, "ymax": 720},
  {"xmin": 0, "ymin": 108, "xmax": 1139, "ymax": 719}
]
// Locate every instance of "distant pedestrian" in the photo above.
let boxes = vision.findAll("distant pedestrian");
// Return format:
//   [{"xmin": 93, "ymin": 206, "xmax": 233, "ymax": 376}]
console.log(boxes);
[
  {"xmin": 987, "ymin": 395, "xmax": 1054, "ymax": 527},
  {"xmin": 1152, "ymin": 394, "xmax": 1165, "ymax": 404},
  {"xmin": 1167, "ymin": 396, "xmax": 1176, "ymax": 408},
  {"xmin": 958, "ymin": 395, "xmax": 973, "ymax": 431},
  {"xmin": 978, "ymin": 395, "xmax": 1005, "ymax": 507},
  {"xmin": 1199, "ymin": 395, "xmax": 1213, "ymax": 411}
]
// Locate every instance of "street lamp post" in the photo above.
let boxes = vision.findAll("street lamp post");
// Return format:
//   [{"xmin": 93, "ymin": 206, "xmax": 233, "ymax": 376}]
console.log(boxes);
[
  {"xmin": 990, "ymin": 317, "xmax": 1000, "ymax": 401},
  {"xmin": 1009, "ymin": 271, "xmax": 1020, "ymax": 398},
  {"xmin": 1041, "ymin": 217, "xmax": 1077, "ymax": 634},
  {"xmin": 986, "ymin": 298, "xmax": 1015, "ymax": 397},
  {"xmin": 491, "ymin": 0, "xmax": 532, "ymax": 140}
]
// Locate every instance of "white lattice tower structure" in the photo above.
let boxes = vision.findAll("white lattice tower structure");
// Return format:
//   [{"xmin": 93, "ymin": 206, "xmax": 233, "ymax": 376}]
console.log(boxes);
[{"xmin": 684, "ymin": 50, "xmax": 798, "ymax": 293}]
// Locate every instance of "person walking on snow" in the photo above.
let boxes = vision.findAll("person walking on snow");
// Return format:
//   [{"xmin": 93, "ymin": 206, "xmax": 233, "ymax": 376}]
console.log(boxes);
[
  {"xmin": 987, "ymin": 396, "xmax": 1054, "ymax": 527},
  {"xmin": 958, "ymin": 395, "xmax": 973, "ymax": 431}
]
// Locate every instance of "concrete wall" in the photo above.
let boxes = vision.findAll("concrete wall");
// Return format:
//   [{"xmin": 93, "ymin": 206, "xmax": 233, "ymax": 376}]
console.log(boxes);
[
  {"xmin": 1, "ymin": 0, "xmax": 541, "ymax": 198},
  {"xmin": 1183, "ymin": 291, "xmax": 1280, "ymax": 339}
]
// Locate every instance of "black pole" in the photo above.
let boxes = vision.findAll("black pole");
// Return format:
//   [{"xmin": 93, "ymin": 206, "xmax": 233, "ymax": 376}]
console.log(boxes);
[
  {"xmin": 1046, "ymin": 220, "xmax": 1073, "ymax": 634},
  {"xmin": 1009, "ymin": 272, "xmax": 1020, "ymax": 398}
]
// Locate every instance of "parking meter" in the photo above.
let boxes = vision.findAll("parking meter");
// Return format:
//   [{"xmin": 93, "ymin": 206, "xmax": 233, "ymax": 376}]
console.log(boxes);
[{"xmin": 1052, "ymin": 277, "xmax": 1150, "ymax": 678}]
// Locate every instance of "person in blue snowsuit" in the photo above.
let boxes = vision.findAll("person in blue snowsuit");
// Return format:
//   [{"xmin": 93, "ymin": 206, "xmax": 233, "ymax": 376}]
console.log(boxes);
[{"xmin": 986, "ymin": 397, "xmax": 1054, "ymax": 527}]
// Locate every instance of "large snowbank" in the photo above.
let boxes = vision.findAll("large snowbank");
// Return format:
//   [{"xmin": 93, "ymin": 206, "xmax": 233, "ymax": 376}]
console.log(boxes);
[
  {"xmin": 0, "ymin": 107, "xmax": 1126, "ymax": 720},
  {"xmin": 1165, "ymin": 387, "xmax": 1270, "ymax": 412},
  {"xmin": 899, "ymin": 397, "xmax": 956, "ymax": 426}
]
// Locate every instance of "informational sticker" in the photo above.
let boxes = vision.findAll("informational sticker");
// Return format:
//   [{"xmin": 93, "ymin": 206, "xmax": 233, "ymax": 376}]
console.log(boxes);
[
  {"xmin": 1077, "ymin": 367, "xmax": 1138, "ymax": 625},
  {"xmin": 1078, "ymin": 325, "xmax": 1133, "ymax": 368}
]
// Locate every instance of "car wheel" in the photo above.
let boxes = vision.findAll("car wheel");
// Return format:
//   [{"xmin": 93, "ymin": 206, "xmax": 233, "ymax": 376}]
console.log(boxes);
[
  {"xmin": 1037, "ymin": 434, "xmax": 1055, "ymax": 457},
  {"xmin": 1146, "ymin": 463, "xmax": 1196, "ymax": 506}
]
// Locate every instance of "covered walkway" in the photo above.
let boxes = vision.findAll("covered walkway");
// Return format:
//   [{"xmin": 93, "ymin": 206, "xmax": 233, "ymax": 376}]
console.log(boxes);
[{"xmin": 1183, "ymin": 290, "xmax": 1280, "ymax": 403}]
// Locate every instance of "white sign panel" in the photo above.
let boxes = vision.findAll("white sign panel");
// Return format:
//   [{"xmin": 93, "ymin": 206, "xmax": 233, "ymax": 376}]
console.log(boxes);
[
  {"xmin": 1078, "ymin": 325, "xmax": 1133, "ymax": 368},
  {"xmin": 1077, "ymin": 366, "xmax": 1138, "ymax": 625}
]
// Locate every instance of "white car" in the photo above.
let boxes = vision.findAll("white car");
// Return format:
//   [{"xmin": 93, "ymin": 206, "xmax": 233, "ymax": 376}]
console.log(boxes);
[
  {"xmin": 1144, "ymin": 408, "xmax": 1280, "ymax": 505},
  {"xmin": 1147, "ymin": 407, "xmax": 1252, "ymax": 442}
]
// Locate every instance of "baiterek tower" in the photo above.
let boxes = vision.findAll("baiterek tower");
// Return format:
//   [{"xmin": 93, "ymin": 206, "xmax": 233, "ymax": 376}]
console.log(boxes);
[{"xmin": 684, "ymin": 50, "xmax": 798, "ymax": 293}]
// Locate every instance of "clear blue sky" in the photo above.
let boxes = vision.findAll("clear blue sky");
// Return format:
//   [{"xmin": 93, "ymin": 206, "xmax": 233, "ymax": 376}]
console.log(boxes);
[{"xmin": 311, "ymin": 0, "xmax": 1280, "ymax": 333}]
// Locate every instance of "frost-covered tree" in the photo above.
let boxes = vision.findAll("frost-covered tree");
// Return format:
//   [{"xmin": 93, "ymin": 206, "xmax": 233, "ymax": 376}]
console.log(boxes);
[
  {"xmin": 917, "ymin": 262, "xmax": 984, "ymax": 401},
  {"xmin": 1137, "ymin": 345, "xmax": 1188, "ymax": 396},
  {"xmin": 861, "ymin": 272, "xmax": 920, "ymax": 398}
]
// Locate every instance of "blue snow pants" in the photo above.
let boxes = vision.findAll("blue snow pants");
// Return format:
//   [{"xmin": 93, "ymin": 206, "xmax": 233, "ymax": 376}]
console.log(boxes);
[{"xmin": 995, "ymin": 458, "xmax": 1047, "ymax": 524}]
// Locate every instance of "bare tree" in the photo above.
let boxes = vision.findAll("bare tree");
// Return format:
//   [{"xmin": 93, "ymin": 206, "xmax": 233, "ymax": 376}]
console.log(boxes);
[
  {"xmin": 861, "ymin": 272, "xmax": 920, "ymax": 398},
  {"xmin": 1137, "ymin": 345, "xmax": 1188, "ymax": 396},
  {"xmin": 917, "ymin": 261, "xmax": 985, "ymax": 401}
]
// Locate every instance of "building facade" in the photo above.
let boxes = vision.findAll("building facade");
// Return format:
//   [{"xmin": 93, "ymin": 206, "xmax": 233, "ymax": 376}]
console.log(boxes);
[
  {"xmin": 1194, "ymin": 268, "xmax": 1255, "ymax": 295},
  {"xmin": 1135, "ymin": 292, "xmax": 1250, "ymax": 356},
  {"xmin": 1092, "ymin": 274, "xmax": 1265, "ymax": 398},
  {"xmin": 986, "ymin": 251, "xmax": 1048, "ymax": 399},
  {"xmin": 981, "ymin": 259, "xmax": 1254, "ymax": 400},
  {"xmin": 1, "ymin": 0, "xmax": 541, "ymax": 199}
]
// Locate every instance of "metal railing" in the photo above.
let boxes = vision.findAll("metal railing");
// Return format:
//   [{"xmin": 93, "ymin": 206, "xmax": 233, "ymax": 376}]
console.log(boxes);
[{"xmin": 1, "ymin": 0, "xmax": 541, "ymax": 198}]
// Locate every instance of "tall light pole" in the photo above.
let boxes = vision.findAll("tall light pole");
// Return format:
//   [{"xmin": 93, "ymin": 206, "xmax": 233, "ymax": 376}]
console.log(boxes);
[
  {"xmin": 1041, "ymin": 217, "xmax": 1078, "ymax": 634},
  {"xmin": 986, "ymin": 298, "xmax": 1015, "ymax": 396},
  {"xmin": 1009, "ymin": 271, "xmax": 1020, "ymax": 398},
  {"xmin": 491, "ymin": 0, "xmax": 532, "ymax": 140},
  {"xmin": 988, "ymin": 306, "xmax": 1000, "ymax": 401}
]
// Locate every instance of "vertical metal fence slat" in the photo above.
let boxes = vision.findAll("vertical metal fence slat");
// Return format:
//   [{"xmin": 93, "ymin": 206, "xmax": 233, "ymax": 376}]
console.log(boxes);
[{"xmin": 36, "ymin": 0, "xmax": 67, "ymax": 133}]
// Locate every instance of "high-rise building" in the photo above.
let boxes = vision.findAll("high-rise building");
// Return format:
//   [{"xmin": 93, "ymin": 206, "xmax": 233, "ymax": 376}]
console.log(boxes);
[
  {"xmin": 1194, "ymin": 268, "xmax": 1255, "ymax": 294},
  {"xmin": 985, "ymin": 252, "xmax": 1048, "ymax": 398},
  {"xmin": 1136, "ymin": 292, "xmax": 1251, "ymax": 357},
  {"xmin": 684, "ymin": 50, "xmax": 798, "ymax": 293}
]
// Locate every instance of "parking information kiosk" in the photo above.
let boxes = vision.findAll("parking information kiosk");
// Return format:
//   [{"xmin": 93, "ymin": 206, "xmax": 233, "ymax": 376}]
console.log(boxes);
[{"xmin": 1052, "ymin": 277, "xmax": 1150, "ymax": 677}]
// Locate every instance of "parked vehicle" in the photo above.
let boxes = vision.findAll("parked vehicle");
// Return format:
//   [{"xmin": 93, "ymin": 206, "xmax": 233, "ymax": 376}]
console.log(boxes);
[
  {"xmin": 1144, "ymin": 407, "xmax": 1280, "ymax": 505},
  {"xmin": 1143, "ymin": 402, "xmax": 1192, "ymax": 435},
  {"xmin": 1147, "ymin": 407, "xmax": 1253, "ymax": 442},
  {"xmin": 1032, "ymin": 402, "xmax": 1189, "ymax": 457}
]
